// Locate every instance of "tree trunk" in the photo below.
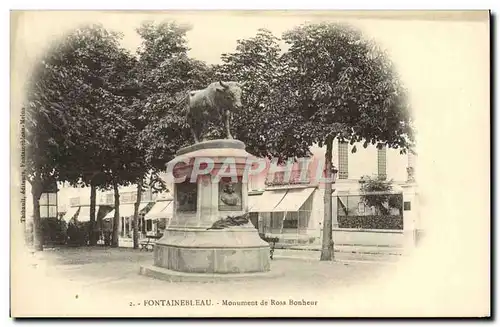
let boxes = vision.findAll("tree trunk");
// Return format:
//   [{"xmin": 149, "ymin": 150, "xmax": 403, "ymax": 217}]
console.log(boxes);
[
  {"xmin": 132, "ymin": 179, "xmax": 143, "ymax": 250},
  {"xmin": 31, "ymin": 183, "xmax": 43, "ymax": 251},
  {"xmin": 89, "ymin": 183, "xmax": 97, "ymax": 246},
  {"xmin": 111, "ymin": 182, "xmax": 120, "ymax": 248},
  {"xmin": 320, "ymin": 135, "xmax": 335, "ymax": 261}
]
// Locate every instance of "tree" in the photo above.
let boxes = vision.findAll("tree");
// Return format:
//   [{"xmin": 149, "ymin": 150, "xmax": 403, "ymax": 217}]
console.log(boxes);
[
  {"xmin": 281, "ymin": 22, "xmax": 415, "ymax": 261},
  {"xmin": 65, "ymin": 26, "xmax": 147, "ymax": 248},
  {"xmin": 359, "ymin": 175, "xmax": 402, "ymax": 216},
  {"xmin": 128, "ymin": 21, "xmax": 214, "ymax": 247},
  {"xmin": 24, "ymin": 26, "xmax": 121, "ymax": 250},
  {"xmin": 134, "ymin": 20, "xmax": 213, "ymax": 164},
  {"xmin": 58, "ymin": 25, "xmax": 138, "ymax": 246},
  {"xmin": 26, "ymin": 24, "xmax": 144, "ymax": 249},
  {"xmin": 214, "ymin": 28, "xmax": 312, "ymax": 161}
]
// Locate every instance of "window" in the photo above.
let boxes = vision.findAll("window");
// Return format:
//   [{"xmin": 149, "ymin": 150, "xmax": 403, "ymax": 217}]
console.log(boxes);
[
  {"xmin": 283, "ymin": 212, "xmax": 299, "ymax": 229},
  {"xmin": 283, "ymin": 219, "xmax": 298, "ymax": 229},
  {"xmin": 121, "ymin": 192, "xmax": 132, "ymax": 203},
  {"xmin": 377, "ymin": 145, "xmax": 387, "ymax": 180},
  {"xmin": 39, "ymin": 194, "xmax": 48, "ymax": 206},
  {"xmin": 268, "ymin": 171, "xmax": 285, "ymax": 184},
  {"xmin": 40, "ymin": 193, "xmax": 58, "ymax": 218},
  {"xmin": 338, "ymin": 141, "xmax": 349, "ymax": 179},
  {"xmin": 40, "ymin": 207, "xmax": 50, "ymax": 218},
  {"xmin": 48, "ymin": 206, "xmax": 58, "ymax": 217},
  {"xmin": 270, "ymin": 212, "xmax": 283, "ymax": 229},
  {"xmin": 265, "ymin": 161, "xmax": 309, "ymax": 186},
  {"xmin": 141, "ymin": 190, "xmax": 151, "ymax": 202},
  {"xmin": 106, "ymin": 193, "xmax": 113, "ymax": 204},
  {"xmin": 70, "ymin": 197, "xmax": 80, "ymax": 206},
  {"xmin": 131, "ymin": 192, "xmax": 137, "ymax": 203},
  {"xmin": 157, "ymin": 218, "xmax": 167, "ymax": 231},
  {"xmin": 289, "ymin": 168, "xmax": 309, "ymax": 184},
  {"xmin": 48, "ymin": 193, "xmax": 57, "ymax": 205}
]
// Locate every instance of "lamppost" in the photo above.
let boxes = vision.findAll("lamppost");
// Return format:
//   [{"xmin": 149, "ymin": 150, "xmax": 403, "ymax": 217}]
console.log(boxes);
[
  {"xmin": 320, "ymin": 164, "xmax": 338, "ymax": 261},
  {"xmin": 331, "ymin": 166, "xmax": 339, "ymax": 184},
  {"xmin": 331, "ymin": 165, "xmax": 339, "ymax": 225}
]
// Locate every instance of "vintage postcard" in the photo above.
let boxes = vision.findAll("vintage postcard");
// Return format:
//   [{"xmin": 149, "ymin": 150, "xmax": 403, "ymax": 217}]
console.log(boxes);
[{"xmin": 10, "ymin": 10, "xmax": 490, "ymax": 318}]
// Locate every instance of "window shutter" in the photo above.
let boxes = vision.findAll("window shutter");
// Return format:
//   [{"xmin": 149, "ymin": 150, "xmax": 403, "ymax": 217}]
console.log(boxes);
[
  {"xmin": 377, "ymin": 145, "xmax": 387, "ymax": 180},
  {"xmin": 338, "ymin": 141, "xmax": 349, "ymax": 179}
]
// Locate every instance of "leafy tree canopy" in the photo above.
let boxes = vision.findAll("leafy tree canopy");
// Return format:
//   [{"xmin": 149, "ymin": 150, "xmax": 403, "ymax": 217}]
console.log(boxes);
[
  {"xmin": 281, "ymin": 22, "xmax": 415, "ymax": 154},
  {"xmin": 215, "ymin": 28, "xmax": 313, "ymax": 161},
  {"xmin": 359, "ymin": 175, "xmax": 402, "ymax": 215},
  {"xmin": 133, "ymin": 21, "xmax": 213, "ymax": 172}
]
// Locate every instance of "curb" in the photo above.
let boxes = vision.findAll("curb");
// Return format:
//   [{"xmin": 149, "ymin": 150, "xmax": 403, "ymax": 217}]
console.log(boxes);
[
  {"xmin": 284, "ymin": 247, "xmax": 403, "ymax": 256},
  {"xmin": 273, "ymin": 255, "xmax": 399, "ymax": 265},
  {"xmin": 139, "ymin": 265, "xmax": 284, "ymax": 282}
]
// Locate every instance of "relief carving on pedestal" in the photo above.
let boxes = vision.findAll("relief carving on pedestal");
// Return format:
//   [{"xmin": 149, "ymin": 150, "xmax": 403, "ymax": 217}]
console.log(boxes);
[
  {"xmin": 176, "ymin": 181, "xmax": 197, "ymax": 212},
  {"xmin": 206, "ymin": 213, "xmax": 250, "ymax": 230},
  {"xmin": 218, "ymin": 178, "xmax": 242, "ymax": 211}
]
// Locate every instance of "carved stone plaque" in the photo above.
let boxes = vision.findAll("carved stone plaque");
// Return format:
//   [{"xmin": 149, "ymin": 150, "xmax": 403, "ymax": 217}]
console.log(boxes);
[
  {"xmin": 218, "ymin": 178, "xmax": 243, "ymax": 211},
  {"xmin": 176, "ymin": 181, "xmax": 197, "ymax": 212}
]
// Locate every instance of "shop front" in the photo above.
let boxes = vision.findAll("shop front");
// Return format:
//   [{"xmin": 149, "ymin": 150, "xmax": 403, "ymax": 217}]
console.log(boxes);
[
  {"xmin": 103, "ymin": 202, "xmax": 153, "ymax": 238},
  {"xmin": 249, "ymin": 186, "xmax": 317, "ymax": 243},
  {"xmin": 143, "ymin": 199, "xmax": 173, "ymax": 236}
]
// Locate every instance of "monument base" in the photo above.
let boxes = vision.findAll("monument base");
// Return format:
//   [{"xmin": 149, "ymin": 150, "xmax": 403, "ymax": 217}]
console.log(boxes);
[
  {"xmin": 152, "ymin": 227, "xmax": 271, "ymax": 274},
  {"xmin": 144, "ymin": 138, "xmax": 272, "ymax": 280},
  {"xmin": 139, "ymin": 265, "xmax": 283, "ymax": 283}
]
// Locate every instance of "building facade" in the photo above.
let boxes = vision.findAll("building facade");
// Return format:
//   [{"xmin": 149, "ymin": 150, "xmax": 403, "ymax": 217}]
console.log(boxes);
[
  {"xmin": 25, "ymin": 181, "xmax": 175, "ymax": 242},
  {"xmin": 247, "ymin": 140, "xmax": 418, "ymax": 247},
  {"xmin": 24, "ymin": 140, "xmax": 418, "ymax": 247}
]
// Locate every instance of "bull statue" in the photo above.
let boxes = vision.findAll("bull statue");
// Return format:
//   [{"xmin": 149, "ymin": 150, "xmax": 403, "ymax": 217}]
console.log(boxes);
[{"xmin": 185, "ymin": 81, "xmax": 243, "ymax": 143}]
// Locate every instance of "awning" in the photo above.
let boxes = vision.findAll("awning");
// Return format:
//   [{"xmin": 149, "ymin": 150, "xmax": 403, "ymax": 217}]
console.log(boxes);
[
  {"xmin": 250, "ymin": 189, "xmax": 287, "ymax": 213},
  {"xmin": 63, "ymin": 207, "xmax": 79, "ymax": 222},
  {"xmin": 104, "ymin": 202, "xmax": 149, "ymax": 219},
  {"xmin": 273, "ymin": 187, "xmax": 315, "ymax": 212},
  {"xmin": 145, "ymin": 200, "xmax": 173, "ymax": 220}
]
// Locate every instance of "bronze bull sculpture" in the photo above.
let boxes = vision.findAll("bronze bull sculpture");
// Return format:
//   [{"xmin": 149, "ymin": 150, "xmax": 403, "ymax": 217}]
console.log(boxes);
[{"xmin": 184, "ymin": 81, "xmax": 243, "ymax": 143}]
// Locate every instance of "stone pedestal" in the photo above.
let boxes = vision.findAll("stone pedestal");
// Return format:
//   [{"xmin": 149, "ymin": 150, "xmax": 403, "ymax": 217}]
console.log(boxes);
[{"xmin": 141, "ymin": 140, "xmax": 271, "ymax": 279}]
